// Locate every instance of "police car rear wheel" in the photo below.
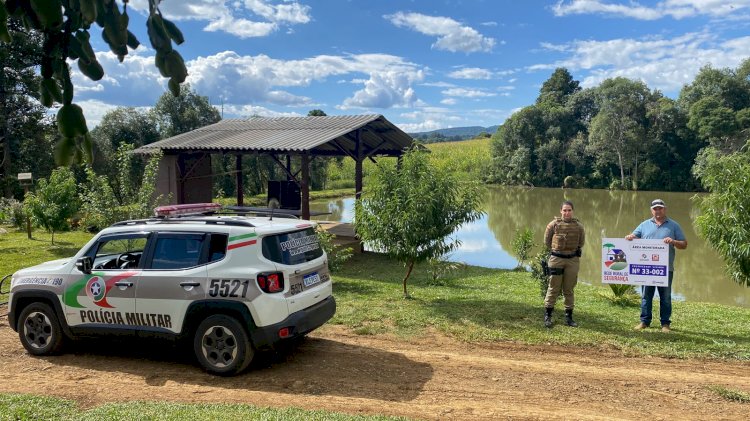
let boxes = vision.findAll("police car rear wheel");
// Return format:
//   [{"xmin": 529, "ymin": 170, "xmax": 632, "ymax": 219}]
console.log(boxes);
[
  {"xmin": 194, "ymin": 315, "xmax": 253, "ymax": 376},
  {"xmin": 18, "ymin": 303, "xmax": 65, "ymax": 356}
]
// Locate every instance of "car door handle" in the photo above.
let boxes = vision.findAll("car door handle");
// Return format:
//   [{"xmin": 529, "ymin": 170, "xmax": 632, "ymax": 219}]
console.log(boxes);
[
  {"xmin": 114, "ymin": 281, "xmax": 134, "ymax": 288},
  {"xmin": 180, "ymin": 281, "xmax": 200, "ymax": 287}
]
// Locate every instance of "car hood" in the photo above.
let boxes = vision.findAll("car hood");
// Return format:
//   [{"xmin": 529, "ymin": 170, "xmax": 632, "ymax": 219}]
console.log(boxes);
[{"xmin": 13, "ymin": 258, "xmax": 71, "ymax": 277}]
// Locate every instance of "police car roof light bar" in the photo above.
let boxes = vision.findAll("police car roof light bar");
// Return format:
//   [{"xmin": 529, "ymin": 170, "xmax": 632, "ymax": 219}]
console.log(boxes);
[{"xmin": 154, "ymin": 203, "xmax": 222, "ymax": 217}]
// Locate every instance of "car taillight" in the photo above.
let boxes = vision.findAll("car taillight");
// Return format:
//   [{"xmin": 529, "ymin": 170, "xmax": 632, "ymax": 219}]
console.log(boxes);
[{"xmin": 257, "ymin": 272, "xmax": 284, "ymax": 293}]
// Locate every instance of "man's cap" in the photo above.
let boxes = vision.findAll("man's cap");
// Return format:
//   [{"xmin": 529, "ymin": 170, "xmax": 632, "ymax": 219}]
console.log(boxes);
[{"xmin": 651, "ymin": 199, "xmax": 666, "ymax": 209}]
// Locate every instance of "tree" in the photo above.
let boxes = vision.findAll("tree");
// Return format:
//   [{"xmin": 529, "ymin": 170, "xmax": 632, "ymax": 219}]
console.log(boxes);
[
  {"xmin": 151, "ymin": 83, "xmax": 221, "ymax": 138},
  {"xmin": 0, "ymin": 19, "xmax": 52, "ymax": 198},
  {"xmin": 489, "ymin": 106, "xmax": 543, "ymax": 185},
  {"xmin": 536, "ymin": 67, "xmax": 580, "ymax": 106},
  {"xmin": 1, "ymin": 0, "xmax": 188, "ymax": 164},
  {"xmin": 679, "ymin": 63, "xmax": 750, "ymax": 154},
  {"xmin": 587, "ymin": 78, "xmax": 652, "ymax": 190},
  {"xmin": 23, "ymin": 166, "xmax": 78, "ymax": 243},
  {"xmin": 693, "ymin": 145, "xmax": 750, "ymax": 286},
  {"xmin": 354, "ymin": 149, "xmax": 482, "ymax": 297},
  {"xmin": 89, "ymin": 106, "xmax": 159, "ymax": 193},
  {"xmin": 79, "ymin": 143, "xmax": 165, "ymax": 230}
]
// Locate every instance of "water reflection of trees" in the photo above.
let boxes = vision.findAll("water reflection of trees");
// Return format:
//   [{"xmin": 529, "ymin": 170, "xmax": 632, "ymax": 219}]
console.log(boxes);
[{"xmin": 485, "ymin": 187, "xmax": 750, "ymax": 307}]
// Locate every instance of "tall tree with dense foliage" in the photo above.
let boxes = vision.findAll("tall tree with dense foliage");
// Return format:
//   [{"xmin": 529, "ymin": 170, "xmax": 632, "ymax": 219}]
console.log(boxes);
[
  {"xmin": 0, "ymin": 20, "xmax": 52, "ymax": 198},
  {"xmin": 1, "ymin": 0, "xmax": 189, "ymax": 164},
  {"xmin": 679, "ymin": 62, "xmax": 750, "ymax": 154},
  {"xmin": 536, "ymin": 67, "xmax": 581, "ymax": 107},
  {"xmin": 354, "ymin": 149, "xmax": 482, "ymax": 297},
  {"xmin": 152, "ymin": 83, "xmax": 221, "ymax": 138},
  {"xmin": 89, "ymin": 106, "xmax": 160, "ymax": 194},
  {"xmin": 23, "ymin": 167, "xmax": 78, "ymax": 244},
  {"xmin": 587, "ymin": 78, "xmax": 652, "ymax": 190}
]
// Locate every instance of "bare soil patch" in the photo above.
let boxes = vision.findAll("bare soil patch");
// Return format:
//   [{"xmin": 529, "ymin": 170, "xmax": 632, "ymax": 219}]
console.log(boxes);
[{"xmin": 0, "ymin": 317, "xmax": 748, "ymax": 420}]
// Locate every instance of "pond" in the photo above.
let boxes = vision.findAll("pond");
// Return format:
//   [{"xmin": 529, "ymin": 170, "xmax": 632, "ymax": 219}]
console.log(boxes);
[{"xmin": 310, "ymin": 186, "xmax": 750, "ymax": 308}]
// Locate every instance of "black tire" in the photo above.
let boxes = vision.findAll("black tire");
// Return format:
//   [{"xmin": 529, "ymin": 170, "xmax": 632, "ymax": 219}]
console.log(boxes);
[
  {"xmin": 193, "ymin": 315, "xmax": 253, "ymax": 376},
  {"xmin": 17, "ymin": 302, "xmax": 65, "ymax": 356}
]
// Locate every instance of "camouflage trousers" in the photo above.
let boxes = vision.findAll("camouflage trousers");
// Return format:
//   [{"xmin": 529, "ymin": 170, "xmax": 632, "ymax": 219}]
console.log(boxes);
[{"xmin": 544, "ymin": 255, "xmax": 580, "ymax": 310}]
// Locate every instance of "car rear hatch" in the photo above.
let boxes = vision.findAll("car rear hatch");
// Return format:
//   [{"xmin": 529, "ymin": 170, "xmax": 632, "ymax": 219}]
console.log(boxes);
[{"xmin": 260, "ymin": 224, "xmax": 332, "ymax": 315}]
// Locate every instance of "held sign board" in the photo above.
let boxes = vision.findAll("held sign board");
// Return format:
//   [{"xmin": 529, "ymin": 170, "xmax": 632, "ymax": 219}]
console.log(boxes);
[{"xmin": 601, "ymin": 238, "xmax": 670, "ymax": 287}]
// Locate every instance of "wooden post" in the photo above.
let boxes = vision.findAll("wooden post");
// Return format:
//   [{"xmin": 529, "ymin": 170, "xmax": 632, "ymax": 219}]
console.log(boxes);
[
  {"xmin": 23, "ymin": 185, "xmax": 31, "ymax": 239},
  {"xmin": 355, "ymin": 129, "xmax": 363, "ymax": 201},
  {"xmin": 301, "ymin": 152, "xmax": 310, "ymax": 220},
  {"xmin": 235, "ymin": 154, "xmax": 243, "ymax": 206}
]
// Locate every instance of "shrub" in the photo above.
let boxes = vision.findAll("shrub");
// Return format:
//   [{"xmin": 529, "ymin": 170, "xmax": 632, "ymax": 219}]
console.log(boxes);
[
  {"xmin": 511, "ymin": 227, "xmax": 536, "ymax": 270},
  {"xmin": 315, "ymin": 225, "xmax": 353, "ymax": 273},
  {"xmin": 0, "ymin": 198, "xmax": 27, "ymax": 229}
]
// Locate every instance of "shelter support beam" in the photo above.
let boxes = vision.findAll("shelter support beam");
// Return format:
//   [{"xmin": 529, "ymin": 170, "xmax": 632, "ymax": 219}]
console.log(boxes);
[
  {"xmin": 235, "ymin": 154, "xmax": 243, "ymax": 206},
  {"xmin": 301, "ymin": 152, "xmax": 310, "ymax": 220},
  {"xmin": 355, "ymin": 129, "xmax": 363, "ymax": 200}
]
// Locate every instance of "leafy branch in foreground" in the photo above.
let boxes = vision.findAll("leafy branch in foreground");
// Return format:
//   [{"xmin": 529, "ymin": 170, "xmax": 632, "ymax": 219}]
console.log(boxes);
[{"xmin": 0, "ymin": 0, "xmax": 187, "ymax": 165}]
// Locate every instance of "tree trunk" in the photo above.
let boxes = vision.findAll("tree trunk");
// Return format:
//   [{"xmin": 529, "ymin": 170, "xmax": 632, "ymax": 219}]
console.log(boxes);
[
  {"xmin": 616, "ymin": 148, "xmax": 625, "ymax": 188},
  {"xmin": 402, "ymin": 260, "xmax": 415, "ymax": 298}
]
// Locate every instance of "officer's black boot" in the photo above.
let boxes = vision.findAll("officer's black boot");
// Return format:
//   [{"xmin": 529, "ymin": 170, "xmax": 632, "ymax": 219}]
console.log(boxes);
[
  {"xmin": 565, "ymin": 309, "xmax": 578, "ymax": 327},
  {"xmin": 544, "ymin": 307, "xmax": 553, "ymax": 328}
]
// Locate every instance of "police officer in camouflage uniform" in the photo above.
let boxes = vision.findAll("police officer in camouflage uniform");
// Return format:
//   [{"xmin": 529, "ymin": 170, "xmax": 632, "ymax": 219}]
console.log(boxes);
[{"xmin": 543, "ymin": 200, "xmax": 585, "ymax": 328}]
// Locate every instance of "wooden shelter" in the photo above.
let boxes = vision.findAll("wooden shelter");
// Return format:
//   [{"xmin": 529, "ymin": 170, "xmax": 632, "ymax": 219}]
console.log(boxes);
[{"xmin": 134, "ymin": 114, "xmax": 415, "ymax": 219}]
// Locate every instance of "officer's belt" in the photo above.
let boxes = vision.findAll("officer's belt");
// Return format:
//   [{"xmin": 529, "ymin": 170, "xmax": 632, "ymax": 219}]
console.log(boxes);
[{"xmin": 550, "ymin": 251, "xmax": 576, "ymax": 258}]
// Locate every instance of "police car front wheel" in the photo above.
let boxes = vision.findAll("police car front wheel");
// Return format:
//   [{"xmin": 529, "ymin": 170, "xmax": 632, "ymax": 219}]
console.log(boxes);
[
  {"xmin": 18, "ymin": 302, "xmax": 65, "ymax": 356},
  {"xmin": 193, "ymin": 315, "xmax": 253, "ymax": 376}
]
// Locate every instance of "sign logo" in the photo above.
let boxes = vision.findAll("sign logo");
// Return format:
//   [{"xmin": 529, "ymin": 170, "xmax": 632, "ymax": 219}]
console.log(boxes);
[
  {"xmin": 85, "ymin": 276, "xmax": 106, "ymax": 302},
  {"xmin": 603, "ymin": 243, "xmax": 628, "ymax": 271}
]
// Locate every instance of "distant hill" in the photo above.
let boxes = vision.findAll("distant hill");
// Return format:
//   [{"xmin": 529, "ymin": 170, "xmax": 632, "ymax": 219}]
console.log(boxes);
[{"xmin": 409, "ymin": 125, "xmax": 500, "ymax": 143}]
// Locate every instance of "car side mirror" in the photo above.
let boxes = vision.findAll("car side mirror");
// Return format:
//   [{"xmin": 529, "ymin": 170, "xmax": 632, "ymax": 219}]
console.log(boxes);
[{"xmin": 76, "ymin": 256, "xmax": 93, "ymax": 274}]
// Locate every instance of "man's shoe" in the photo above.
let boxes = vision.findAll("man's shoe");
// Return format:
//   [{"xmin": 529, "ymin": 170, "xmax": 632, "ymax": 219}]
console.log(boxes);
[
  {"xmin": 633, "ymin": 323, "xmax": 648, "ymax": 331},
  {"xmin": 661, "ymin": 325, "xmax": 671, "ymax": 333}
]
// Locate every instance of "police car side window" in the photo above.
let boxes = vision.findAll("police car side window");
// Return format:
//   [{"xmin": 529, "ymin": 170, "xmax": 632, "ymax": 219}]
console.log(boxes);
[
  {"xmin": 150, "ymin": 236, "xmax": 205, "ymax": 270},
  {"xmin": 91, "ymin": 234, "xmax": 148, "ymax": 270},
  {"xmin": 208, "ymin": 234, "xmax": 228, "ymax": 263}
]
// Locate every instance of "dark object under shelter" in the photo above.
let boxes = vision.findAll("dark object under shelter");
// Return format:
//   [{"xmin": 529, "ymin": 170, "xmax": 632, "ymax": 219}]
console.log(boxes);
[{"xmin": 134, "ymin": 114, "xmax": 415, "ymax": 219}]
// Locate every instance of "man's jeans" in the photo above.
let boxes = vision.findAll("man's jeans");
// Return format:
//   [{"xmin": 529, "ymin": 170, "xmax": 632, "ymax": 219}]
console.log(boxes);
[{"xmin": 640, "ymin": 271, "xmax": 674, "ymax": 327}]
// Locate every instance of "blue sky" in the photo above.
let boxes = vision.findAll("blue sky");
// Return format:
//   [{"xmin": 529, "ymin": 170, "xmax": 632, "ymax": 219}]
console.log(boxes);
[{"xmin": 74, "ymin": 0, "xmax": 750, "ymax": 132}]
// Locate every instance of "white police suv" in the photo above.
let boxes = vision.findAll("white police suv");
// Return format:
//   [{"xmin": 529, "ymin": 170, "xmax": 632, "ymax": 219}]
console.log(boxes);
[{"xmin": 7, "ymin": 203, "xmax": 336, "ymax": 375}]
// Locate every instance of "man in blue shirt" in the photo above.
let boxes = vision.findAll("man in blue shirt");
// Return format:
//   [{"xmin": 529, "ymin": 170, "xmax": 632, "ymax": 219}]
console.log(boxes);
[{"xmin": 625, "ymin": 199, "xmax": 687, "ymax": 333}]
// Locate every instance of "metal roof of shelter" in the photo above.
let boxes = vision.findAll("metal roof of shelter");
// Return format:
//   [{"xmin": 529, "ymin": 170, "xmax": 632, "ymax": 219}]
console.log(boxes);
[{"xmin": 135, "ymin": 114, "xmax": 414, "ymax": 156}]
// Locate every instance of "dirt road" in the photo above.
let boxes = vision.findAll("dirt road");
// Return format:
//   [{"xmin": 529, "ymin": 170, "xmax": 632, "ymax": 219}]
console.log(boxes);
[{"xmin": 1, "ymin": 317, "xmax": 748, "ymax": 420}]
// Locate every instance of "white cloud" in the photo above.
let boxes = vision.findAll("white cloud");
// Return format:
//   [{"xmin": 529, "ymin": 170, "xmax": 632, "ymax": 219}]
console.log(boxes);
[
  {"xmin": 186, "ymin": 51, "xmax": 425, "ymax": 109},
  {"xmin": 442, "ymin": 88, "xmax": 497, "ymax": 98},
  {"xmin": 441, "ymin": 98, "xmax": 458, "ymax": 105},
  {"xmin": 70, "ymin": 46, "xmax": 167, "ymax": 106},
  {"xmin": 221, "ymin": 104, "xmax": 303, "ymax": 119},
  {"xmin": 530, "ymin": 32, "xmax": 750, "ymax": 93},
  {"xmin": 552, "ymin": 0, "xmax": 750, "ymax": 20},
  {"xmin": 421, "ymin": 81, "xmax": 457, "ymax": 88},
  {"xmin": 129, "ymin": 0, "xmax": 311, "ymax": 39},
  {"xmin": 385, "ymin": 12, "xmax": 496, "ymax": 53},
  {"xmin": 77, "ymin": 100, "xmax": 123, "ymax": 129},
  {"xmin": 448, "ymin": 67, "xmax": 494, "ymax": 79}
]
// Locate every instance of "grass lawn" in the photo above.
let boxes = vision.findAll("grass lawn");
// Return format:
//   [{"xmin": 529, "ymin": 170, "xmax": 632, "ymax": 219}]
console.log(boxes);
[
  {"xmin": 0, "ymin": 394, "xmax": 407, "ymax": 421},
  {"xmin": 332, "ymin": 253, "xmax": 750, "ymax": 360}
]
